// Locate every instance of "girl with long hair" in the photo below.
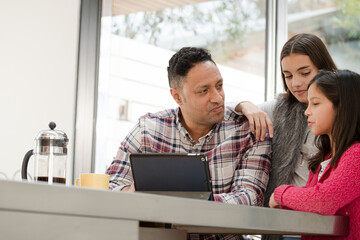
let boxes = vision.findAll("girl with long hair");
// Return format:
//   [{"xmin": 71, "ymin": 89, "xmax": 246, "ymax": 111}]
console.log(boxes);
[
  {"xmin": 232, "ymin": 33, "xmax": 337, "ymax": 240},
  {"xmin": 269, "ymin": 69, "xmax": 360, "ymax": 240}
]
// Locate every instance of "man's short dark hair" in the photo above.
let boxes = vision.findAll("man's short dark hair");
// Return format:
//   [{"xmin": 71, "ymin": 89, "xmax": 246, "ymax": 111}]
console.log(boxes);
[{"xmin": 167, "ymin": 47, "xmax": 215, "ymax": 88}]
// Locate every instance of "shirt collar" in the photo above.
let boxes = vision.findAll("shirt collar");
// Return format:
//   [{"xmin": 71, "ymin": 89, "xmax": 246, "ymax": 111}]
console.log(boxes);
[{"xmin": 175, "ymin": 107, "xmax": 220, "ymax": 144}]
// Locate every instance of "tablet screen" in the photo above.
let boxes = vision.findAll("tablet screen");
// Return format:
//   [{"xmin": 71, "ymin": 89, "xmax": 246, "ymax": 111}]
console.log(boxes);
[{"xmin": 129, "ymin": 153, "xmax": 212, "ymax": 199}]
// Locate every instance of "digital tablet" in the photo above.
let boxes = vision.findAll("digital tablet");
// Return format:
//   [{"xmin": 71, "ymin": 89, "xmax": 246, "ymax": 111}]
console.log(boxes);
[{"xmin": 129, "ymin": 153, "xmax": 213, "ymax": 200}]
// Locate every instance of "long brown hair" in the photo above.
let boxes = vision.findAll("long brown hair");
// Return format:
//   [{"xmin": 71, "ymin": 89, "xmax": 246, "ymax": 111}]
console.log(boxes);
[
  {"xmin": 280, "ymin": 33, "xmax": 337, "ymax": 103},
  {"xmin": 307, "ymin": 70, "xmax": 360, "ymax": 172}
]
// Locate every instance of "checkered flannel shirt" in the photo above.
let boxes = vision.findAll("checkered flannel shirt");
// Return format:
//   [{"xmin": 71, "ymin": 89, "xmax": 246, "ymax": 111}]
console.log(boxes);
[{"xmin": 107, "ymin": 107, "xmax": 271, "ymax": 206}]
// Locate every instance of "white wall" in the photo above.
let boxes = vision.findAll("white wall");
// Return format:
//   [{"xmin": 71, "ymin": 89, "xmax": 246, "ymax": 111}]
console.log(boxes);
[{"xmin": 0, "ymin": 0, "xmax": 81, "ymax": 182}]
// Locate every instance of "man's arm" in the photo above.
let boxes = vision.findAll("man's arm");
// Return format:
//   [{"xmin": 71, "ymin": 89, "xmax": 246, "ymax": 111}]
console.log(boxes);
[
  {"xmin": 213, "ymin": 138, "xmax": 271, "ymax": 206},
  {"xmin": 105, "ymin": 124, "xmax": 142, "ymax": 191}
]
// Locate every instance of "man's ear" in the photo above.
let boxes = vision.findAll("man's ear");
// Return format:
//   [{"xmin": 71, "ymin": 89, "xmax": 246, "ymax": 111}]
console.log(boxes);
[{"xmin": 170, "ymin": 88, "xmax": 182, "ymax": 105}]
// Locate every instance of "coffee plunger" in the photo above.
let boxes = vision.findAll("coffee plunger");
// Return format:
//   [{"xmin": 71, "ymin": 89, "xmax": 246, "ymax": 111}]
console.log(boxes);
[{"xmin": 21, "ymin": 122, "xmax": 68, "ymax": 184}]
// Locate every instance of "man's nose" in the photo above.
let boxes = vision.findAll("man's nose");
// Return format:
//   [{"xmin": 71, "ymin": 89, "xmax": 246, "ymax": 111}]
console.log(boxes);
[{"xmin": 210, "ymin": 89, "xmax": 223, "ymax": 103}]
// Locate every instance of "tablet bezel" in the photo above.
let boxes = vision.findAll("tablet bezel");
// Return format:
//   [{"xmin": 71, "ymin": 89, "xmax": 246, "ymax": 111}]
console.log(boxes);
[{"xmin": 129, "ymin": 153, "xmax": 213, "ymax": 200}]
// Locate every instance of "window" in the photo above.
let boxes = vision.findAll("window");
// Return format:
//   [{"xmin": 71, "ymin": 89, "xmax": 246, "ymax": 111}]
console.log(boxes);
[
  {"xmin": 287, "ymin": 0, "xmax": 360, "ymax": 72},
  {"xmin": 95, "ymin": 0, "xmax": 268, "ymax": 173}
]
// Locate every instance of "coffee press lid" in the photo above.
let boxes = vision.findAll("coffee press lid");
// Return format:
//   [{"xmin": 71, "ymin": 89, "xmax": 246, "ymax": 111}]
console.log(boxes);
[{"xmin": 35, "ymin": 122, "xmax": 69, "ymax": 148}]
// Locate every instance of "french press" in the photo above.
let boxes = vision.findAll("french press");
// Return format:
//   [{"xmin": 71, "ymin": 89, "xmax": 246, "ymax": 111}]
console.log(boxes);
[{"xmin": 21, "ymin": 122, "xmax": 69, "ymax": 184}]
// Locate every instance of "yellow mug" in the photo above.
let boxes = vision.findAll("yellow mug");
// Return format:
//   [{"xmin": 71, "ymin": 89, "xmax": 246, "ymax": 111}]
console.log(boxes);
[{"xmin": 75, "ymin": 173, "xmax": 110, "ymax": 190}]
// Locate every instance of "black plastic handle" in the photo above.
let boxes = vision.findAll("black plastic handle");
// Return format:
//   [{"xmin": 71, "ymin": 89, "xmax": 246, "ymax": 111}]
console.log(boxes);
[{"xmin": 21, "ymin": 149, "xmax": 33, "ymax": 180}]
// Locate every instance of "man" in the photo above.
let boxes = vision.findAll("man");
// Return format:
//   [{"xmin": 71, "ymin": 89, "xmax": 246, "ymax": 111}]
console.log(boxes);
[{"xmin": 106, "ymin": 47, "xmax": 271, "ymax": 238}]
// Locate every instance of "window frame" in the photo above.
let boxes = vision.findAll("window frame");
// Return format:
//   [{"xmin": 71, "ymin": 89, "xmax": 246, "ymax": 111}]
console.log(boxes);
[{"xmin": 73, "ymin": 0, "xmax": 287, "ymax": 179}]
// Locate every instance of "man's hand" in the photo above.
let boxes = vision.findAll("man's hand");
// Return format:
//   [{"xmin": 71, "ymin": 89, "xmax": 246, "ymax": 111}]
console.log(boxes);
[
  {"xmin": 269, "ymin": 192, "xmax": 282, "ymax": 209},
  {"xmin": 122, "ymin": 182, "xmax": 135, "ymax": 192},
  {"xmin": 235, "ymin": 102, "xmax": 273, "ymax": 141}
]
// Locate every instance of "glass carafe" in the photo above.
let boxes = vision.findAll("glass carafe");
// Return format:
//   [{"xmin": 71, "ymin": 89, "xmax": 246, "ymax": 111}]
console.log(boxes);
[{"xmin": 22, "ymin": 122, "xmax": 68, "ymax": 184}]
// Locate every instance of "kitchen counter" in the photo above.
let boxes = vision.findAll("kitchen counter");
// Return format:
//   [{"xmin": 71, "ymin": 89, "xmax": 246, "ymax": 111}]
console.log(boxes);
[{"xmin": 0, "ymin": 180, "xmax": 348, "ymax": 240}]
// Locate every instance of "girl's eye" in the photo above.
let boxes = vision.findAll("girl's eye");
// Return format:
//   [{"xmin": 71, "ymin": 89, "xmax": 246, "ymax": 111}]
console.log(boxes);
[
  {"xmin": 284, "ymin": 75, "xmax": 292, "ymax": 79},
  {"xmin": 302, "ymin": 72, "xmax": 311, "ymax": 76}
]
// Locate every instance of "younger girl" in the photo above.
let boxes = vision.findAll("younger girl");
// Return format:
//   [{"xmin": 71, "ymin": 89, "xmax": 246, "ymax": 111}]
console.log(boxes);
[{"xmin": 269, "ymin": 69, "xmax": 360, "ymax": 239}]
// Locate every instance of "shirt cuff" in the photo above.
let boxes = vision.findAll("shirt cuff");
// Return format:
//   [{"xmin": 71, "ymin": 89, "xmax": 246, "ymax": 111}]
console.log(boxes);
[
  {"xmin": 111, "ymin": 185, "xmax": 127, "ymax": 192},
  {"xmin": 213, "ymin": 194, "xmax": 224, "ymax": 202},
  {"xmin": 274, "ymin": 185, "xmax": 292, "ymax": 205}
]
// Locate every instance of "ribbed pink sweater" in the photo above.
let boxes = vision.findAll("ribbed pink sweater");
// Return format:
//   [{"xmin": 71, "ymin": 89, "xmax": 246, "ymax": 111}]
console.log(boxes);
[{"xmin": 274, "ymin": 143, "xmax": 360, "ymax": 240}]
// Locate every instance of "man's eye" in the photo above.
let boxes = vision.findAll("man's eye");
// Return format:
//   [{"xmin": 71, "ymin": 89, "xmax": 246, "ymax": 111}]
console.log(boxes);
[{"xmin": 198, "ymin": 89, "xmax": 208, "ymax": 94}]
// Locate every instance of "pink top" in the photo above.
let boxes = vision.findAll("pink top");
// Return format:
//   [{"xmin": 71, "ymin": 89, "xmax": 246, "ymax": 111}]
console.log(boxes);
[{"xmin": 274, "ymin": 143, "xmax": 360, "ymax": 240}]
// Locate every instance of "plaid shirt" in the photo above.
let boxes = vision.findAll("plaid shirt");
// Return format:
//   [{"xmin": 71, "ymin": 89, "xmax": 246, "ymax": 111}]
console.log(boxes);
[{"xmin": 106, "ymin": 107, "xmax": 271, "ymax": 239}]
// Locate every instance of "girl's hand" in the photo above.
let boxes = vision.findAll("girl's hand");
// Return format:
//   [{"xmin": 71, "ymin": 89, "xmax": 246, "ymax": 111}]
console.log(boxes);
[
  {"xmin": 269, "ymin": 192, "xmax": 282, "ymax": 209},
  {"xmin": 235, "ymin": 102, "xmax": 273, "ymax": 141}
]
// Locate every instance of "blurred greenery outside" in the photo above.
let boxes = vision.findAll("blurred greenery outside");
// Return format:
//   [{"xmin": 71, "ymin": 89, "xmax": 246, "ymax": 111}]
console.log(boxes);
[
  {"xmin": 329, "ymin": 0, "xmax": 360, "ymax": 59},
  {"xmin": 111, "ymin": 0, "xmax": 360, "ymax": 74},
  {"xmin": 111, "ymin": 0, "xmax": 266, "ymax": 75},
  {"xmin": 95, "ymin": 0, "xmax": 360, "ymax": 173}
]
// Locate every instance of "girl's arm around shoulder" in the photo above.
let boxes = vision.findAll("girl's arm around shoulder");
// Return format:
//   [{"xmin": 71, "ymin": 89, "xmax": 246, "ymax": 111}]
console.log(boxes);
[{"xmin": 227, "ymin": 100, "xmax": 276, "ymax": 141}]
